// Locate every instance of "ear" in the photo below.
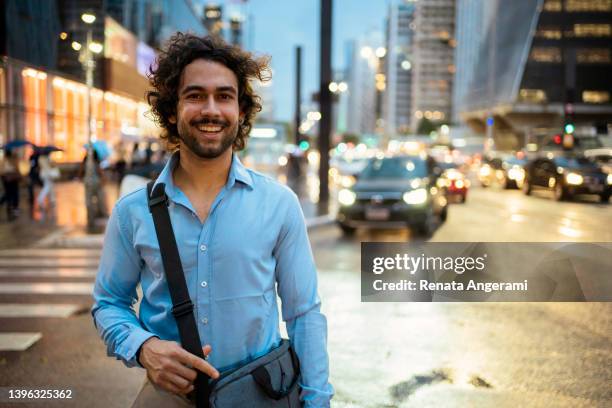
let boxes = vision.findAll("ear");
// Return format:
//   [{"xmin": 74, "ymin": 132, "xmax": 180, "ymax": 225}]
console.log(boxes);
[
  {"xmin": 239, "ymin": 112, "xmax": 245, "ymax": 125},
  {"xmin": 169, "ymin": 115, "xmax": 177, "ymax": 125}
]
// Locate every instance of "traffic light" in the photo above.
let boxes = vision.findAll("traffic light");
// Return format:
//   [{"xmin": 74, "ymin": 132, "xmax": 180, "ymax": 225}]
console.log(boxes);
[{"xmin": 563, "ymin": 102, "xmax": 574, "ymax": 135}]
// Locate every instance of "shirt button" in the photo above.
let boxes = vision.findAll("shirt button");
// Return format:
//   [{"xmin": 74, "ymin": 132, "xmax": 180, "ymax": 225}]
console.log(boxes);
[
  {"xmin": 202, "ymin": 317, "xmax": 208, "ymax": 325},
  {"xmin": 200, "ymin": 244, "xmax": 207, "ymax": 252},
  {"xmin": 200, "ymin": 281, "xmax": 207, "ymax": 288}
]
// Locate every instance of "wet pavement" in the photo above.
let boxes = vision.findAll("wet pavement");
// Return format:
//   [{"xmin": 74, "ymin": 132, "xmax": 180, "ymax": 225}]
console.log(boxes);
[
  {"xmin": 309, "ymin": 183, "xmax": 611, "ymax": 407},
  {"xmin": 0, "ymin": 174, "xmax": 610, "ymax": 407}
]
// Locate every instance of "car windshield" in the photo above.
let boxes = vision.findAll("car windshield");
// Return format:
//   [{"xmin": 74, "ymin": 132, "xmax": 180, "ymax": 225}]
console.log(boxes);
[
  {"xmin": 360, "ymin": 157, "xmax": 427, "ymax": 180},
  {"xmin": 505, "ymin": 157, "xmax": 525, "ymax": 166},
  {"xmin": 554, "ymin": 156, "xmax": 598, "ymax": 169}
]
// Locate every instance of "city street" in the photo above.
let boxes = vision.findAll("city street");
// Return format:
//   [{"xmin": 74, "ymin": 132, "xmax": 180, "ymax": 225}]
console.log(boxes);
[{"xmin": 0, "ymin": 180, "xmax": 610, "ymax": 407}]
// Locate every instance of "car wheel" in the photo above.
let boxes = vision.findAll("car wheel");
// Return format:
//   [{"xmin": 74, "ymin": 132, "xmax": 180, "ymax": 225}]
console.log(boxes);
[
  {"xmin": 460, "ymin": 194, "xmax": 467, "ymax": 203},
  {"xmin": 522, "ymin": 179, "xmax": 532, "ymax": 195},
  {"xmin": 413, "ymin": 212, "xmax": 435, "ymax": 238},
  {"xmin": 554, "ymin": 182, "xmax": 567, "ymax": 201},
  {"xmin": 440, "ymin": 205, "xmax": 448, "ymax": 223},
  {"xmin": 501, "ymin": 175, "xmax": 509, "ymax": 189},
  {"xmin": 600, "ymin": 193, "xmax": 611, "ymax": 203},
  {"xmin": 339, "ymin": 224, "xmax": 356, "ymax": 236}
]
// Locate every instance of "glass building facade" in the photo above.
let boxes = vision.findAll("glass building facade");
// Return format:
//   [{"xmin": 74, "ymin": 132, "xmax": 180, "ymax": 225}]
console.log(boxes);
[
  {"xmin": 454, "ymin": 0, "xmax": 612, "ymax": 149},
  {"xmin": 1, "ymin": 0, "xmax": 206, "ymax": 162}
]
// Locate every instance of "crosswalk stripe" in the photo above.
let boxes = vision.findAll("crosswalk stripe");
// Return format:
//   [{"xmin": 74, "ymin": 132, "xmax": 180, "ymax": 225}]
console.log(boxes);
[
  {"xmin": 0, "ymin": 259, "xmax": 99, "ymax": 268},
  {"xmin": 0, "ymin": 283, "xmax": 94, "ymax": 295},
  {"xmin": 0, "ymin": 268, "xmax": 97, "ymax": 278},
  {"xmin": 0, "ymin": 248, "xmax": 101, "ymax": 258},
  {"xmin": 0, "ymin": 333, "xmax": 42, "ymax": 351},
  {"xmin": 0, "ymin": 304, "xmax": 85, "ymax": 318}
]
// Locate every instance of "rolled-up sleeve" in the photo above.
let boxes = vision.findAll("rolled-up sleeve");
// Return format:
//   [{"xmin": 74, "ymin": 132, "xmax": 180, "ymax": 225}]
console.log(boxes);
[
  {"xmin": 274, "ymin": 191, "xmax": 334, "ymax": 407},
  {"xmin": 92, "ymin": 202, "xmax": 155, "ymax": 367}
]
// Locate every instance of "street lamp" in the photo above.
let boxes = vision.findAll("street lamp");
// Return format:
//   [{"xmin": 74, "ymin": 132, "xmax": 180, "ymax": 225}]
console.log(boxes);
[{"xmin": 78, "ymin": 12, "xmax": 104, "ymax": 232}]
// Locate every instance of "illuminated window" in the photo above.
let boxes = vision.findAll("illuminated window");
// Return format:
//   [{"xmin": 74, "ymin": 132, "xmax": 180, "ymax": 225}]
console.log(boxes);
[
  {"xmin": 530, "ymin": 47, "xmax": 562, "ymax": 62},
  {"xmin": 536, "ymin": 27, "xmax": 562, "ymax": 39},
  {"xmin": 543, "ymin": 0, "xmax": 562, "ymax": 11},
  {"xmin": 565, "ymin": 0, "xmax": 612, "ymax": 12},
  {"xmin": 573, "ymin": 24, "xmax": 611, "ymax": 37},
  {"xmin": 577, "ymin": 48, "xmax": 611, "ymax": 63},
  {"xmin": 582, "ymin": 90, "xmax": 610, "ymax": 103},
  {"xmin": 519, "ymin": 89, "xmax": 547, "ymax": 103}
]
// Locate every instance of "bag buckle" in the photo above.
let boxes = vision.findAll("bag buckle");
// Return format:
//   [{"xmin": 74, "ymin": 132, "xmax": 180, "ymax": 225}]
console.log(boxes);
[
  {"xmin": 148, "ymin": 193, "xmax": 168, "ymax": 210},
  {"xmin": 171, "ymin": 300, "xmax": 194, "ymax": 318}
]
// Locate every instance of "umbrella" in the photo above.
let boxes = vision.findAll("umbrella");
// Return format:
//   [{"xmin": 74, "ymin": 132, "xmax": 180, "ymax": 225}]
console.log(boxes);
[
  {"xmin": 34, "ymin": 145, "xmax": 63, "ymax": 155},
  {"xmin": 83, "ymin": 140, "xmax": 111, "ymax": 161},
  {"xmin": 2, "ymin": 140, "xmax": 32, "ymax": 151}
]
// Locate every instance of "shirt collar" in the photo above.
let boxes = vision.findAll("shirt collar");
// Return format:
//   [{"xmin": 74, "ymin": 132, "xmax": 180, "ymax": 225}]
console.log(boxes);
[{"xmin": 151, "ymin": 151, "xmax": 254, "ymax": 200}]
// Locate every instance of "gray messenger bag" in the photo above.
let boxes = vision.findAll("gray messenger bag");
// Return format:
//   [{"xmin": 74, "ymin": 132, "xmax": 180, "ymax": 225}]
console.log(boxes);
[{"xmin": 147, "ymin": 181, "xmax": 302, "ymax": 408}]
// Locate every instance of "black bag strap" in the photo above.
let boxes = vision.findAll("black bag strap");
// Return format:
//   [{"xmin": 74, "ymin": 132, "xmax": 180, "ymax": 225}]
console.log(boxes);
[
  {"xmin": 251, "ymin": 345, "xmax": 301, "ymax": 400},
  {"xmin": 147, "ymin": 181, "xmax": 211, "ymax": 407}
]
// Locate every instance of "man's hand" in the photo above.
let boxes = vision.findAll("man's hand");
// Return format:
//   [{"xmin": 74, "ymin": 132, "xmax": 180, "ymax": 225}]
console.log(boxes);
[{"xmin": 139, "ymin": 337, "xmax": 219, "ymax": 395}]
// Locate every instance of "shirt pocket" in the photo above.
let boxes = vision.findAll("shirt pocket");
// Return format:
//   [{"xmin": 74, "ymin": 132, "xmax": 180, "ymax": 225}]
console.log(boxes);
[
  {"xmin": 214, "ymin": 287, "xmax": 275, "ymax": 343},
  {"xmin": 138, "ymin": 242, "xmax": 164, "ymax": 280}
]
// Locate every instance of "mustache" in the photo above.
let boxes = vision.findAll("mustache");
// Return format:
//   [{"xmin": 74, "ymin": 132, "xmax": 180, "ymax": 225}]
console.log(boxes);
[{"xmin": 190, "ymin": 118, "xmax": 229, "ymax": 127}]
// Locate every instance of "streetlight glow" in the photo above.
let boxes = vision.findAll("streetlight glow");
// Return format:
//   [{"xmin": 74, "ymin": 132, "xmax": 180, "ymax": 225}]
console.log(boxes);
[
  {"xmin": 89, "ymin": 42, "xmax": 103, "ymax": 54},
  {"xmin": 81, "ymin": 13, "xmax": 96, "ymax": 24},
  {"xmin": 375, "ymin": 47, "xmax": 387, "ymax": 58},
  {"xmin": 338, "ymin": 82, "xmax": 348, "ymax": 92},
  {"xmin": 328, "ymin": 82, "xmax": 338, "ymax": 93},
  {"xmin": 71, "ymin": 41, "xmax": 82, "ymax": 51},
  {"xmin": 360, "ymin": 46, "xmax": 373, "ymax": 59}
]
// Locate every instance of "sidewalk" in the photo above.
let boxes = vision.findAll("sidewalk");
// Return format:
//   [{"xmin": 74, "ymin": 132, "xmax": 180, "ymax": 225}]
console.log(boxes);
[{"xmin": 0, "ymin": 174, "xmax": 336, "ymax": 249}]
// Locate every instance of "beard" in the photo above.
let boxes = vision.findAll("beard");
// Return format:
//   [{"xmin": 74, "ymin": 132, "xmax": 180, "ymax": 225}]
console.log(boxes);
[{"xmin": 177, "ymin": 117, "xmax": 238, "ymax": 159}]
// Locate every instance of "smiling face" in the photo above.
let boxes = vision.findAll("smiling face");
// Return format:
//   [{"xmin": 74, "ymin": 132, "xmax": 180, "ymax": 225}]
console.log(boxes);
[{"xmin": 171, "ymin": 59, "xmax": 243, "ymax": 159}]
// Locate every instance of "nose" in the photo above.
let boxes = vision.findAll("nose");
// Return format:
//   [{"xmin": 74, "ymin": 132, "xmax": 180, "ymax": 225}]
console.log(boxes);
[{"xmin": 200, "ymin": 95, "xmax": 221, "ymax": 118}]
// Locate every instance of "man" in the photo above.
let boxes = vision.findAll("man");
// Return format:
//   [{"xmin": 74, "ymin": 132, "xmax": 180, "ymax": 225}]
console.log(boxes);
[{"xmin": 92, "ymin": 33, "xmax": 333, "ymax": 407}]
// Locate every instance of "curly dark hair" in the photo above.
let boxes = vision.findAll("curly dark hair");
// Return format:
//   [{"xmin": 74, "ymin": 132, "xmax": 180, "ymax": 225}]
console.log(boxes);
[{"xmin": 146, "ymin": 33, "xmax": 271, "ymax": 151}]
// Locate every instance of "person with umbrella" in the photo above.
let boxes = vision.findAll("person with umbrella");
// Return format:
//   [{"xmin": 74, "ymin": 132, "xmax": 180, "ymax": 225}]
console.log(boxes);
[{"xmin": 35, "ymin": 146, "xmax": 62, "ymax": 220}]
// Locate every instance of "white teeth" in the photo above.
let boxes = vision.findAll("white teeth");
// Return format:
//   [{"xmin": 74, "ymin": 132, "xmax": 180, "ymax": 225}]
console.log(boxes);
[{"xmin": 197, "ymin": 125, "xmax": 223, "ymax": 132}]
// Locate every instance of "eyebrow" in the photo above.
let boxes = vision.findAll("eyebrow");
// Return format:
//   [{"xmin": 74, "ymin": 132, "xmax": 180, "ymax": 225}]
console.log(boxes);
[{"xmin": 180, "ymin": 85, "xmax": 238, "ymax": 96}]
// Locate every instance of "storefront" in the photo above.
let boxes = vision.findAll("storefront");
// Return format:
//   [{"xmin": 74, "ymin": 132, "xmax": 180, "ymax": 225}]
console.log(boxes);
[{"xmin": 0, "ymin": 56, "xmax": 159, "ymax": 163}]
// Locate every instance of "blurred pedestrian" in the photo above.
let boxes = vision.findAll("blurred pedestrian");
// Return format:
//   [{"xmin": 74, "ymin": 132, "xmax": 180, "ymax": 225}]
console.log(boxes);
[
  {"xmin": 0, "ymin": 149, "xmax": 22, "ymax": 221},
  {"xmin": 114, "ymin": 142, "xmax": 128, "ymax": 187},
  {"xmin": 79, "ymin": 149, "xmax": 108, "ymax": 218},
  {"xmin": 27, "ymin": 150, "xmax": 43, "ymax": 215},
  {"xmin": 92, "ymin": 33, "xmax": 332, "ymax": 407},
  {"xmin": 37, "ymin": 155, "xmax": 60, "ymax": 219}
]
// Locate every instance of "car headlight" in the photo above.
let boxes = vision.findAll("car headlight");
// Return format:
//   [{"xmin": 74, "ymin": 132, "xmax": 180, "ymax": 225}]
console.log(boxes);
[
  {"xmin": 479, "ymin": 165, "xmax": 491, "ymax": 177},
  {"xmin": 607, "ymin": 173, "xmax": 612, "ymax": 185},
  {"xmin": 338, "ymin": 189, "xmax": 356, "ymax": 206},
  {"xmin": 455, "ymin": 179, "xmax": 465, "ymax": 189},
  {"xmin": 403, "ymin": 188, "xmax": 428, "ymax": 205},
  {"xmin": 508, "ymin": 166, "xmax": 525, "ymax": 181},
  {"xmin": 565, "ymin": 172, "xmax": 583, "ymax": 185}
]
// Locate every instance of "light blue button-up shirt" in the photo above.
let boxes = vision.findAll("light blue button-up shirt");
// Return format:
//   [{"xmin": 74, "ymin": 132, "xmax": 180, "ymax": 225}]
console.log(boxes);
[{"xmin": 92, "ymin": 152, "xmax": 333, "ymax": 406}]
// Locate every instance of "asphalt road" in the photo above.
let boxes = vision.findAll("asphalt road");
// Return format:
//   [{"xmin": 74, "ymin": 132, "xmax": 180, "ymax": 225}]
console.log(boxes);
[
  {"xmin": 312, "ymin": 183, "xmax": 611, "ymax": 407},
  {"xmin": 0, "ymin": 183, "xmax": 610, "ymax": 407}
]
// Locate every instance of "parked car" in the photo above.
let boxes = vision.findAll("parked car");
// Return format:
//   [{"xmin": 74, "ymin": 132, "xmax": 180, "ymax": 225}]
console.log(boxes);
[
  {"xmin": 522, "ymin": 153, "xmax": 611, "ymax": 202},
  {"xmin": 478, "ymin": 153, "xmax": 526, "ymax": 189},
  {"xmin": 336, "ymin": 155, "xmax": 448, "ymax": 236}
]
